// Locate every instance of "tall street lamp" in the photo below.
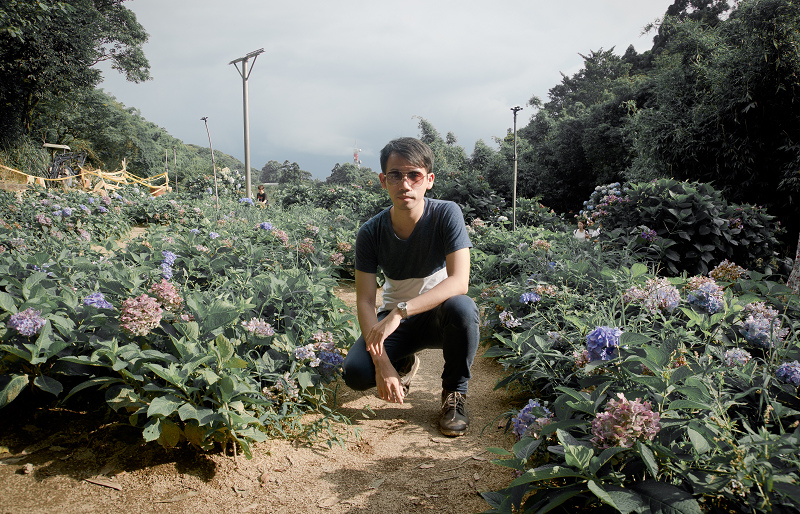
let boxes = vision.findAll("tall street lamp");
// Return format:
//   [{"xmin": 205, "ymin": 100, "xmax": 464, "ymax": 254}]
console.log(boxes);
[
  {"xmin": 230, "ymin": 48, "xmax": 264, "ymax": 199},
  {"xmin": 511, "ymin": 106, "xmax": 523, "ymax": 231}
]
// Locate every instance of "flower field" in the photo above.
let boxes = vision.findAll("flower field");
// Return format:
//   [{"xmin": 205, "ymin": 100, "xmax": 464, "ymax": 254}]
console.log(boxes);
[{"xmin": 1, "ymin": 181, "xmax": 799, "ymax": 513}]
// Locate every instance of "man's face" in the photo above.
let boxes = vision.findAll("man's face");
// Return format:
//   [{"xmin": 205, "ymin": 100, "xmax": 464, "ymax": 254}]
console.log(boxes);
[{"xmin": 379, "ymin": 153, "xmax": 434, "ymax": 212}]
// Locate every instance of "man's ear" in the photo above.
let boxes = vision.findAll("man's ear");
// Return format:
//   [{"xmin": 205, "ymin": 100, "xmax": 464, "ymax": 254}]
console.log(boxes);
[
  {"xmin": 378, "ymin": 172, "xmax": 387, "ymax": 189},
  {"xmin": 425, "ymin": 172, "xmax": 435, "ymax": 190}
]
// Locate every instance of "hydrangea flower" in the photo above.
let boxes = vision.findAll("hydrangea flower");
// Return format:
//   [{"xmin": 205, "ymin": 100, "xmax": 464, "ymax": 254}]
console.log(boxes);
[
  {"xmin": 586, "ymin": 326, "xmax": 622, "ymax": 361},
  {"xmin": 739, "ymin": 302, "xmax": 788, "ymax": 348},
  {"xmin": 239, "ymin": 197, "xmax": 254, "ymax": 205},
  {"xmin": 62, "ymin": 207, "xmax": 72, "ymax": 217},
  {"xmin": 775, "ymin": 361, "xmax": 800, "ymax": 386},
  {"xmin": 83, "ymin": 292, "xmax": 114, "ymax": 309},
  {"xmin": 36, "ymin": 213, "xmax": 52, "ymax": 226},
  {"xmin": 306, "ymin": 224, "xmax": 319, "ymax": 235},
  {"xmin": 337, "ymin": 241, "xmax": 352, "ymax": 253},
  {"xmin": 189, "ymin": 228, "xmax": 200, "ymax": 235},
  {"xmin": 258, "ymin": 222, "xmax": 273, "ymax": 231},
  {"xmin": 520, "ymin": 292, "xmax": 541, "ymax": 304},
  {"xmin": 8, "ymin": 308, "xmax": 47, "ymax": 337},
  {"xmin": 329, "ymin": 252, "xmax": 345, "ymax": 265},
  {"xmin": 530, "ymin": 240, "xmax": 552, "ymax": 251},
  {"xmin": 242, "ymin": 317, "xmax": 275, "ymax": 337},
  {"xmin": 512, "ymin": 399, "xmax": 553, "ymax": 440},
  {"xmin": 295, "ymin": 344, "xmax": 317, "ymax": 362},
  {"xmin": 591, "ymin": 393, "xmax": 661, "ymax": 448},
  {"xmin": 640, "ymin": 228, "xmax": 658, "ymax": 242},
  {"xmin": 686, "ymin": 276, "xmax": 724, "ymax": 314},
  {"xmin": 709, "ymin": 259, "xmax": 747, "ymax": 282},
  {"xmin": 723, "ymin": 348, "xmax": 752, "ymax": 367},
  {"xmin": 273, "ymin": 229, "xmax": 289, "ymax": 245},
  {"xmin": 319, "ymin": 349, "xmax": 344, "ymax": 376},
  {"xmin": 623, "ymin": 278, "xmax": 680, "ymax": 314},
  {"xmin": 119, "ymin": 294, "xmax": 163, "ymax": 337},
  {"xmin": 161, "ymin": 250, "xmax": 178, "ymax": 266},
  {"xmin": 298, "ymin": 238, "xmax": 315, "ymax": 255},
  {"xmin": 149, "ymin": 279, "xmax": 183, "ymax": 312},
  {"xmin": 209, "ymin": 232, "xmax": 219, "ymax": 239},
  {"xmin": 499, "ymin": 310, "xmax": 521, "ymax": 329}
]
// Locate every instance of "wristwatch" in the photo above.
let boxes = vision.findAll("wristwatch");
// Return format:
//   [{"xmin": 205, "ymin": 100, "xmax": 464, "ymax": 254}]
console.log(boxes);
[{"xmin": 397, "ymin": 302, "xmax": 408, "ymax": 319}]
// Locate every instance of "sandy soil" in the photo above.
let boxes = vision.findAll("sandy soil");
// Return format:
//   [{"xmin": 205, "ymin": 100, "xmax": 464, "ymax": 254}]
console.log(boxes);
[{"xmin": 0, "ymin": 285, "xmax": 518, "ymax": 514}]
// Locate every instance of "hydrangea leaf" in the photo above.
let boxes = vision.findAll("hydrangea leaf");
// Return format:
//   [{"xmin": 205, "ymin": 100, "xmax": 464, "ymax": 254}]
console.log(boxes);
[
  {"xmin": 627, "ymin": 480, "xmax": 702, "ymax": 514},
  {"xmin": 0, "ymin": 291, "xmax": 17, "ymax": 314},
  {"xmin": 0, "ymin": 373, "xmax": 28, "ymax": 408},
  {"xmin": 33, "ymin": 375, "xmax": 63, "ymax": 396}
]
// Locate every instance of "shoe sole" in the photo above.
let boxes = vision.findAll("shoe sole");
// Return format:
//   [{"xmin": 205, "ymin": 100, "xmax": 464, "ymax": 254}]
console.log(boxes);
[{"xmin": 439, "ymin": 427, "xmax": 468, "ymax": 437}]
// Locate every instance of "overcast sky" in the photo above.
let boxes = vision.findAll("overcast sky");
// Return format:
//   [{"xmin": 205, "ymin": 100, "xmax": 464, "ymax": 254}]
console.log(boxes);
[{"xmin": 99, "ymin": 0, "xmax": 671, "ymax": 180}]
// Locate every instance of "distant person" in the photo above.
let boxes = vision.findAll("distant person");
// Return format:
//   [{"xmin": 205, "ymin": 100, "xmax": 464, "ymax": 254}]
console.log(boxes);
[
  {"xmin": 342, "ymin": 137, "xmax": 479, "ymax": 437},
  {"xmin": 589, "ymin": 222, "xmax": 602, "ymax": 238},
  {"xmin": 256, "ymin": 184, "xmax": 267, "ymax": 204},
  {"xmin": 573, "ymin": 220, "xmax": 589, "ymax": 240}
]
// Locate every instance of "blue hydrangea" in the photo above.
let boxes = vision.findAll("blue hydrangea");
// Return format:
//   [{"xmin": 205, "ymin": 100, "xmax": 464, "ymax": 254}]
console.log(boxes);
[
  {"xmin": 294, "ymin": 344, "xmax": 316, "ymax": 361},
  {"xmin": 319, "ymin": 349, "xmax": 344, "ymax": 377},
  {"xmin": 97, "ymin": 206, "xmax": 108, "ymax": 214},
  {"xmin": 209, "ymin": 232, "xmax": 219, "ymax": 239},
  {"xmin": 83, "ymin": 292, "xmax": 114, "ymax": 309},
  {"xmin": 79, "ymin": 204, "xmax": 90, "ymax": 213},
  {"xmin": 161, "ymin": 262, "xmax": 173, "ymax": 280},
  {"xmin": 258, "ymin": 222, "xmax": 273, "ymax": 231},
  {"xmin": 512, "ymin": 399, "xmax": 553, "ymax": 440},
  {"xmin": 207, "ymin": 188, "xmax": 213, "ymax": 194},
  {"xmin": 586, "ymin": 326, "xmax": 623, "ymax": 362},
  {"xmin": 189, "ymin": 228, "xmax": 200, "ymax": 235},
  {"xmin": 239, "ymin": 197, "xmax": 254, "ymax": 205},
  {"xmin": 775, "ymin": 361, "xmax": 800, "ymax": 386},
  {"xmin": 162, "ymin": 250, "xmax": 178, "ymax": 266},
  {"xmin": 62, "ymin": 207, "xmax": 73, "ymax": 216},
  {"xmin": 520, "ymin": 292, "xmax": 541, "ymax": 304},
  {"xmin": 687, "ymin": 282, "xmax": 724, "ymax": 314},
  {"xmin": 8, "ymin": 308, "xmax": 47, "ymax": 337}
]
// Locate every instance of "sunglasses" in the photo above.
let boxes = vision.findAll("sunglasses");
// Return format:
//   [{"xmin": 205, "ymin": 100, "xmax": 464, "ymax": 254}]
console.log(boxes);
[{"xmin": 384, "ymin": 171, "xmax": 427, "ymax": 185}]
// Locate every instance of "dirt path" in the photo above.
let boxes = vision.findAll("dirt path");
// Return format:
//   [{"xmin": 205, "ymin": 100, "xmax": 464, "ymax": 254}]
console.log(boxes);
[{"xmin": 0, "ymin": 285, "xmax": 517, "ymax": 514}]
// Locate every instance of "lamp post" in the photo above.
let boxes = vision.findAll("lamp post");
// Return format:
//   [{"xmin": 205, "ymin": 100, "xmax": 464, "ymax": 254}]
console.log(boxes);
[
  {"xmin": 230, "ymin": 48, "xmax": 264, "ymax": 200},
  {"xmin": 511, "ymin": 105, "xmax": 523, "ymax": 231},
  {"xmin": 200, "ymin": 116, "xmax": 220, "ymax": 210}
]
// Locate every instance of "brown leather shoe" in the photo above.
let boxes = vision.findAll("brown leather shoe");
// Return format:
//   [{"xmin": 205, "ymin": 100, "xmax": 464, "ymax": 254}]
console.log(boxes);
[{"xmin": 439, "ymin": 390, "xmax": 469, "ymax": 437}]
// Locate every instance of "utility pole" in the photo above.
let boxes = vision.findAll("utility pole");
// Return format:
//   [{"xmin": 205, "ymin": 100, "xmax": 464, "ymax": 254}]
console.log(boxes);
[
  {"xmin": 201, "ymin": 116, "xmax": 220, "ymax": 210},
  {"xmin": 511, "ymin": 106, "xmax": 523, "ymax": 231},
  {"xmin": 173, "ymin": 147, "xmax": 177, "ymax": 192},
  {"xmin": 230, "ymin": 48, "xmax": 264, "ymax": 200}
]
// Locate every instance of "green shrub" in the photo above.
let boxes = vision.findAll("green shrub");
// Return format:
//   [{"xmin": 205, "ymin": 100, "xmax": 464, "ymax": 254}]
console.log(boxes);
[{"xmin": 585, "ymin": 179, "xmax": 781, "ymax": 276}]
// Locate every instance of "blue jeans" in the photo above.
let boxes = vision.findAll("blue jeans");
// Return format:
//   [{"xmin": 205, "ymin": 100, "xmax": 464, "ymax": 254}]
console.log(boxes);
[{"xmin": 342, "ymin": 294, "xmax": 479, "ymax": 394}]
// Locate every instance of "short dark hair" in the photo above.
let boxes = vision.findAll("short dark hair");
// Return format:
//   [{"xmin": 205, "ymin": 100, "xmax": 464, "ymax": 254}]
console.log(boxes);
[{"xmin": 379, "ymin": 137, "xmax": 434, "ymax": 174}]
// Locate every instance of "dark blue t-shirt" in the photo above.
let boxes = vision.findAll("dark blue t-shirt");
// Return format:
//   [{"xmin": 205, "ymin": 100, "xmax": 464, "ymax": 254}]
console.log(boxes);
[{"xmin": 355, "ymin": 198, "xmax": 472, "ymax": 312}]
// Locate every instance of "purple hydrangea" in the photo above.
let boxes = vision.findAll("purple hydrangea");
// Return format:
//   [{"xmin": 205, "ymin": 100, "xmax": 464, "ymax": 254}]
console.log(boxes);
[
  {"xmin": 83, "ymin": 292, "xmax": 114, "ymax": 309},
  {"xmin": 520, "ymin": 292, "xmax": 542, "ymax": 304},
  {"xmin": 97, "ymin": 206, "xmax": 108, "ymax": 214},
  {"xmin": 161, "ymin": 262, "xmax": 173, "ymax": 280},
  {"xmin": 62, "ymin": 207, "xmax": 72, "ymax": 217},
  {"xmin": 775, "ymin": 361, "xmax": 800, "ymax": 386},
  {"xmin": 294, "ymin": 344, "xmax": 317, "ymax": 361},
  {"xmin": 258, "ymin": 222, "xmax": 273, "ymax": 231},
  {"xmin": 319, "ymin": 349, "xmax": 344, "ymax": 377},
  {"xmin": 189, "ymin": 228, "xmax": 200, "ymax": 235},
  {"xmin": 242, "ymin": 317, "xmax": 275, "ymax": 337},
  {"xmin": 512, "ymin": 399, "xmax": 553, "ymax": 440},
  {"xmin": 209, "ymin": 232, "xmax": 219, "ymax": 240},
  {"xmin": 739, "ymin": 302, "xmax": 788, "ymax": 348},
  {"xmin": 586, "ymin": 326, "xmax": 623, "ymax": 361},
  {"xmin": 723, "ymin": 348, "xmax": 752, "ymax": 367},
  {"xmin": 239, "ymin": 197, "xmax": 254, "ymax": 205},
  {"xmin": 8, "ymin": 308, "xmax": 47, "ymax": 337},
  {"xmin": 640, "ymin": 228, "xmax": 658, "ymax": 242},
  {"xmin": 623, "ymin": 278, "xmax": 680, "ymax": 314},
  {"xmin": 591, "ymin": 393, "xmax": 661, "ymax": 448},
  {"xmin": 499, "ymin": 310, "xmax": 521, "ymax": 329}
]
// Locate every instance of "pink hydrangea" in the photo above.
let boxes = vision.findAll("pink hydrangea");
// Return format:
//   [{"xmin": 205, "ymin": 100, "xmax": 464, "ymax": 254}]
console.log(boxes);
[
  {"xmin": 119, "ymin": 294, "xmax": 163, "ymax": 337},
  {"xmin": 242, "ymin": 317, "xmax": 275, "ymax": 337},
  {"xmin": 149, "ymin": 279, "xmax": 183, "ymax": 312},
  {"xmin": 591, "ymin": 393, "xmax": 661, "ymax": 449}
]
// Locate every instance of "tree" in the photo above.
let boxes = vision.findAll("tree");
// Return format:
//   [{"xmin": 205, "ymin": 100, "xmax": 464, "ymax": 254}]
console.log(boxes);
[
  {"xmin": 325, "ymin": 162, "xmax": 378, "ymax": 186},
  {"xmin": 0, "ymin": 0, "xmax": 150, "ymax": 145},
  {"xmin": 259, "ymin": 160, "xmax": 283, "ymax": 183}
]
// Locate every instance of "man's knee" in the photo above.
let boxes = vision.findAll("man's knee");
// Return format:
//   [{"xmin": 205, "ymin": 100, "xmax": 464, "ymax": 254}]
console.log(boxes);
[
  {"xmin": 442, "ymin": 295, "xmax": 479, "ymax": 325},
  {"xmin": 342, "ymin": 356, "xmax": 374, "ymax": 391}
]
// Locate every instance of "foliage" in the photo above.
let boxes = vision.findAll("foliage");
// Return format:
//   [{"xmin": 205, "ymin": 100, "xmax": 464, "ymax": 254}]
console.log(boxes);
[
  {"xmin": 325, "ymin": 162, "xmax": 379, "ymax": 187},
  {"xmin": 0, "ymin": 187, "xmax": 360, "ymax": 455},
  {"xmin": 475, "ymin": 224, "xmax": 800, "ymax": 513},
  {"xmin": 582, "ymin": 178, "xmax": 782, "ymax": 276},
  {"xmin": 0, "ymin": 0, "xmax": 150, "ymax": 144}
]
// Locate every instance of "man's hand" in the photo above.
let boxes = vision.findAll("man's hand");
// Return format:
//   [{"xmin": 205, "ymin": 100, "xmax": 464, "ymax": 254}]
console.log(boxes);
[
  {"xmin": 374, "ymin": 358, "xmax": 405, "ymax": 404},
  {"xmin": 364, "ymin": 310, "xmax": 402, "ymax": 357}
]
